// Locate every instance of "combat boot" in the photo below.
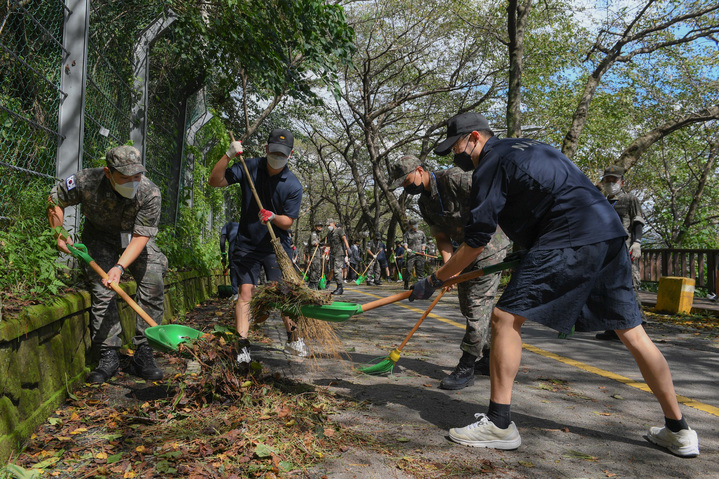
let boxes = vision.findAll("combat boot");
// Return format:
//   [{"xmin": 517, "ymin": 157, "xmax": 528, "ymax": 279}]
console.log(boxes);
[
  {"xmin": 403, "ymin": 279, "xmax": 409, "ymax": 290},
  {"xmin": 331, "ymin": 284, "xmax": 344, "ymax": 295},
  {"xmin": 131, "ymin": 343, "xmax": 164, "ymax": 381},
  {"xmin": 87, "ymin": 348, "xmax": 119, "ymax": 384},
  {"xmin": 440, "ymin": 352, "xmax": 477, "ymax": 390}
]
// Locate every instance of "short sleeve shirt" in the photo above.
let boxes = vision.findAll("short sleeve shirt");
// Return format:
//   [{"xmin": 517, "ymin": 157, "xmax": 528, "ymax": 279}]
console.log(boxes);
[
  {"xmin": 50, "ymin": 168, "xmax": 161, "ymax": 243},
  {"xmin": 225, "ymin": 156, "xmax": 303, "ymax": 255},
  {"xmin": 403, "ymin": 229, "xmax": 426, "ymax": 252},
  {"xmin": 464, "ymin": 137, "xmax": 626, "ymax": 250}
]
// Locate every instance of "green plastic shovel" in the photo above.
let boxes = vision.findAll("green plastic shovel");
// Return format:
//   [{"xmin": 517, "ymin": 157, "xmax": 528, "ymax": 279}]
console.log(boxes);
[{"xmin": 67, "ymin": 243, "xmax": 207, "ymax": 352}]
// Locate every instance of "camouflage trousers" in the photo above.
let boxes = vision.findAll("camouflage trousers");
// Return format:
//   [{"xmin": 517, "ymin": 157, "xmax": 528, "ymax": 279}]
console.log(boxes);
[
  {"xmin": 307, "ymin": 256, "xmax": 322, "ymax": 287},
  {"xmin": 82, "ymin": 236, "xmax": 168, "ymax": 350},
  {"xmin": 368, "ymin": 257, "xmax": 382, "ymax": 283},
  {"xmin": 405, "ymin": 255, "xmax": 425, "ymax": 280},
  {"xmin": 331, "ymin": 254, "xmax": 345, "ymax": 286},
  {"xmin": 457, "ymin": 256, "xmax": 503, "ymax": 359}
]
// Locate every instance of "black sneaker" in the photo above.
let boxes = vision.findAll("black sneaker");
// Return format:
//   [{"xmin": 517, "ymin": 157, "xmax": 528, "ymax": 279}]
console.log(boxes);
[
  {"xmin": 131, "ymin": 344, "xmax": 164, "ymax": 381},
  {"xmin": 440, "ymin": 363, "xmax": 475, "ymax": 390},
  {"xmin": 595, "ymin": 330, "xmax": 620, "ymax": 341},
  {"xmin": 86, "ymin": 349, "xmax": 119, "ymax": 384}
]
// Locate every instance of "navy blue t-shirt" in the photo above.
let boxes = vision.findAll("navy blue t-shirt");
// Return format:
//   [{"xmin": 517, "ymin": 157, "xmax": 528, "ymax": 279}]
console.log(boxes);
[
  {"xmin": 225, "ymin": 157, "xmax": 303, "ymax": 255},
  {"xmin": 464, "ymin": 137, "xmax": 626, "ymax": 250}
]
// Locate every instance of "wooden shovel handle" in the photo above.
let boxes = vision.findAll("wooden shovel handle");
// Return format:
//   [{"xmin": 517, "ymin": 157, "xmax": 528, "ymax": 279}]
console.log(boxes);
[
  {"xmin": 86, "ymin": 260, "xmax": 158, "ymax": 327},
  {"xmin": 360, "ymin": 290, "xmax": 412, "ymax": 313}
]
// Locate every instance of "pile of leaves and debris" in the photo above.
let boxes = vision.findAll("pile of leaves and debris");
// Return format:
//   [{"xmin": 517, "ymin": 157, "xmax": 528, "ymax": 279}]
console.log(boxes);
[{"xmin": 3, "ymin": 298, "xmax": 507, "ymax": 478}]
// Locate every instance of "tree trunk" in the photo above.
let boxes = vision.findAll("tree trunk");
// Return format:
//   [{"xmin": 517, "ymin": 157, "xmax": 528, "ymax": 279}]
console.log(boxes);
[{"xmin": 506, "ymin": 0, "xmax": 532, "ymax": 138}]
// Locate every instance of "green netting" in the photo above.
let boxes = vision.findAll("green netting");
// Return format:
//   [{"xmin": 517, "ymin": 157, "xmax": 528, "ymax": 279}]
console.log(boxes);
[{"xmin": 0, "ymin": 0, "xmax": 65, "ymax": 224}]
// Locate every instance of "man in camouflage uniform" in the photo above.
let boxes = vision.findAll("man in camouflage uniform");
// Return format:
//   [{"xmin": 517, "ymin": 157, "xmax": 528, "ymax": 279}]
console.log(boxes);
[
  {"xmin": 325, "ymin": 218, "xmax": 350, "ymax": 295},
  {"xmin": 47, "ymin": 145, "xmax": 167, "ymax": 384},
  {"xmin": 402, "ymin": 219, "xmax": 427, "ymax": 290},
  {"xmin": 366, "ymin": 230, "xmax": 387, "ymax": 285},
  {"xmin": 596, "ymin": 165, "xmax": 646, "ymax": 340},
  {"xmin": 389, "ymin": 155, "xmax": 511, "ymax": 389},
  {"xmin": 306, "ymin": 220, "xmax": 324, "ymax": 289}
]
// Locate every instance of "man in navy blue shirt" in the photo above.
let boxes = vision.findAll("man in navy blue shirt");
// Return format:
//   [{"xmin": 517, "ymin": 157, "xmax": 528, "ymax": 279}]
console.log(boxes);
[
  {"xmin": 409, "ymin": 112, "xmax": 699, "ymax": 457},
  {"xmin": 209, "ymin": 129, "xmax": 308, "ymax": 363}
]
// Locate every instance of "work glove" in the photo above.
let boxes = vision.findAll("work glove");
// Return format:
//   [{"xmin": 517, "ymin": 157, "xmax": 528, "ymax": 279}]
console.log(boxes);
[
  {"xmin": 409, "ymin": 273, "xmax": 444, "ymax": 301},
  {"xmin": 221, "ymin": 252, "xmax": 227, "ymax": 267},
  {"xmin": 258, "ymin": 208, "xmax": 276, "ymax": 224},
  {"xmin": 344, "ymin": 256, "xmax": 349, "ymax": 264},
  {"xmin": 503, "ymin": 249, "xmax": 528, "ymax": 264},
  {"xmin": 629, "ymin": 242, "xmax": 641, "ymax": 261},
  {"xmin": 226, "ymin": 140, "xmax": 243, "ymax": 158}
]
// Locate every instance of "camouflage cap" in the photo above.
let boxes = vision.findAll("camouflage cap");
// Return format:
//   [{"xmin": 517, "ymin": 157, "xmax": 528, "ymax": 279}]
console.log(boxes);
[
  {"xmin": 326, "ymin": 218, "xmax": 335, "ymax": 225},
  {"xmin": 388, "ymin": 155, "xmax": 422, "ymax": 189},
  {"xmin": 106, "ymin": 146, "xmax": 146, "ymax": 176},
  {"xmin": 602, "ymin": 165, "xmax": 625, "ymax": 179},
  {"xmin": 408, "ymin": 218, "xmax": 418, "ymax": 226}
]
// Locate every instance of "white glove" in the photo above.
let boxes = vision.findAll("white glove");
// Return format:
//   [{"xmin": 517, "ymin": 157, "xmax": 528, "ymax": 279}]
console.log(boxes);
[
  {"xmin": 629, "ymin": 242, "xmax": 641, "ymax": 261},
  {"xmin": 226, "ymin": 140, "xmax": 243, "ymax": 158},
  {"xmin": 344, "ymin": 256, "xmax": 349, "ymax": 264}
]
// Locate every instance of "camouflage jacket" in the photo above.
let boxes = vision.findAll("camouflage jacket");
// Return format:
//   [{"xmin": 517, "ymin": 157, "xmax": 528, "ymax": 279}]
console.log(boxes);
[
  {"xmin": 607, "ymin": 191, "xmax": 645, "ymax": 248},
  {"xmin": 327, "ymin": 226, "xmax": 347, "ymax": 255},
  {"xmin": 419, "ymin": 166, "xmax": 509, "ymax": 262},
  {"xmin": 50, "ymin": 168, "xmax": 161, "ymax": 244},
  {"xmin": 403, "ymin": 229, "xmax": 426, "ymax": 254}
]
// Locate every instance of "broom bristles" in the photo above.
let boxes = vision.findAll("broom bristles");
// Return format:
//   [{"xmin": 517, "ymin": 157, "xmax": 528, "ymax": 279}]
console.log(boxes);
[{"xmin": 357, "ymin": 357, "xmax": 397, "ymax": 375}]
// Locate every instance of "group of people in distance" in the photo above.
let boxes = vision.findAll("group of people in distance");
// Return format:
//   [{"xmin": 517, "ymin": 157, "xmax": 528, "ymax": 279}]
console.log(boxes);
[{"xmin": 48, "ymin": 112, "xmax": 699, "ymax": 458}]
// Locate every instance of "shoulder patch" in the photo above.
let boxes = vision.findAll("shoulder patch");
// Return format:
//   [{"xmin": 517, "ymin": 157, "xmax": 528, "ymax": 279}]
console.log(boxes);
[{"xmin": 66, "ymin": 175, "xmax": 76, "ymax": 190}]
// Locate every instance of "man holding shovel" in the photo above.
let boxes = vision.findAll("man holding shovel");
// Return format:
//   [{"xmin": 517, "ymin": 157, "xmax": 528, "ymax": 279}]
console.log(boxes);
[
  {"xmin": 47, "ymin": 145, "xmax": 167, "ymax": 384},
  {"xmin": 208, "ymin": 129, "xmax": 308, "ymax": 362},
  {"xmin": 389, "ymin": 156, "xmax": 510, "ymax": 389},
  {"xmin": 410, "ymin": 112, "xmax": 699, "ymax": 457}
]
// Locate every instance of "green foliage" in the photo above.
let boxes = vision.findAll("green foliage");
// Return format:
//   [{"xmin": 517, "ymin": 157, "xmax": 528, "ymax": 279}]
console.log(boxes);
[{"xmin": 0, "ymin": 179, "xmax": 70, "ymax": 302}]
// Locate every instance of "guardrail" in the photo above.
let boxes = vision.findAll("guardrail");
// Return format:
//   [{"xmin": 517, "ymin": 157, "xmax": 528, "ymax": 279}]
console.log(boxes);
[{"xmin": 640, "ymin": 248, "xmax": 719, "ymax": 294}]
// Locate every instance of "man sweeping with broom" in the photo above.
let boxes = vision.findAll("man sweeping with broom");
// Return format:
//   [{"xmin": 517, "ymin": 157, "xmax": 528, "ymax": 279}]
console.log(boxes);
[{"xmin": 208, "ymin": 129, "xmax": 308, "ymax": 363}]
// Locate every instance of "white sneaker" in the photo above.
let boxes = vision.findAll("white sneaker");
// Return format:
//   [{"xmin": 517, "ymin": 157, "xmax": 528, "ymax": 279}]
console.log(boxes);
[
  {"xmin": 231, "ymin": 293, "xmax": 238, "ymax": 302},
  {"xmin": 449, "ymin": 413, "xmax": 521, "ymax": 450},
  {"xmin": 647, "ymin": 426, "xmax": 699, "ymax": 457},
  {"xmin": 236, "ymin": 345, "xmax": 251, "ymax": 364},
  {"xmin": 284, "ymin": 338, "xmax": 309, "ymax": 358}
]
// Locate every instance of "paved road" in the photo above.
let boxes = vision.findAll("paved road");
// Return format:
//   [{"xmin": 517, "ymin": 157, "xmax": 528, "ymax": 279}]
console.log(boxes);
[{"xmin": 256, "ymin": 282, "xmax": 719, "ymax": 478}]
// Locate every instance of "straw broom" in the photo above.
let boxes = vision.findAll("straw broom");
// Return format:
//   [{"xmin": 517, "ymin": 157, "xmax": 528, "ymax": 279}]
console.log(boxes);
[{"xmin": 229, "ymin": 133, "xmax": 340, "ymax": 359}]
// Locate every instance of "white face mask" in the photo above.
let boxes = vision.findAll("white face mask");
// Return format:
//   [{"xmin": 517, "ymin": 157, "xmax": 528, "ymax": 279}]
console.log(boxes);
[
  {"xmin": 112, "ymin": 177, "xmax": 141, "ymax": 199},
  {"xmin": 602, "ymin": 181, "xmax": 621, "ymax": 197},
  {"xmin": 267, "ymin": 153, "xmax": 289, "ymax": 169}
]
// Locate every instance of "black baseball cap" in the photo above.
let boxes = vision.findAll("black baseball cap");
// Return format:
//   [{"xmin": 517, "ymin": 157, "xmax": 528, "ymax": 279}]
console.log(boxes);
[
  {"xmin": 434, "ymin": 113, "xmax": 491, "ymax": 156},
  {"xmin": 268, "ymin": 128, "xmax": 294, "ymax": 156}
]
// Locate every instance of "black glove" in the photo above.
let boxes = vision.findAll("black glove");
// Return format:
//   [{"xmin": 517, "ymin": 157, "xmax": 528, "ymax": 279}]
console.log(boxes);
[
  {"xmin": 503, "ymin": 249, "xmax": 528, "ymax": 264},
  {"xmin": 409, "ymin": 273, "xmax": 444, "ymax": 301}
]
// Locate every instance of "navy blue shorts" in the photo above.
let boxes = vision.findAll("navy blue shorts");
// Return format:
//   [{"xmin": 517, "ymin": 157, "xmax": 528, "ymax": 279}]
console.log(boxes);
[
  {"xmin": 232, "ymin": 249, "xmax": 284, "ymax": 286},
  {"xmin": 496, "ymin": 237, "xmax": 643, "ymax": 334}
]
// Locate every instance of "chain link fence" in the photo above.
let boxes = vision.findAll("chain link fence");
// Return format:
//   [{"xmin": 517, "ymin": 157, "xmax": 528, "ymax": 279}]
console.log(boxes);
[
  {"xmin": 0, "ymin": 0, "xmax": 67, "ymax": 224},
  {"xmin": 1, "ymin": 0, "xmax": 216, "ymax": 229}
]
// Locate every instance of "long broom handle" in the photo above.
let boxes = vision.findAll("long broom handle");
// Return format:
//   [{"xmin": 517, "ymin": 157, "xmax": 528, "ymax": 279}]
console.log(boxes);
[
  {"xmin": 303, "ymin": 242, "xmax": 321, "ymax": 276},
  {"xmin": 396, "ymin": 287, "xmax": 448, "ymax": 352},
  {"xmin": 360, "ymin": 290, "xmax": 412, "ymax": 312},
  {"xmin": 85, "ymin": 260, "xmax": 158, "ymax": 327},
  {"xmin": 229, "ymin": 132, "xmax": 277, "ymax": 242},
  {"xmin": 359, "ymin": 250, "xmax": 379, "ymax": 276}
]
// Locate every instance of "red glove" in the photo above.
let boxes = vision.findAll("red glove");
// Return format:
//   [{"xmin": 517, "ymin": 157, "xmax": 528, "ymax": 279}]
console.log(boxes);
[{"xmin": 259, "ymin": 208, "xmax": 276, "ymax": 224}]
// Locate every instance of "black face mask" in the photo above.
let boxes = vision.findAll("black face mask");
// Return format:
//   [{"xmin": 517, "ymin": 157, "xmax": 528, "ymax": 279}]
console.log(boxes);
[
  {"xmin": 453, "ymin": 151, "xmax": 474, "ymax": 172},
  {"xmin": 404, "ymin": 182, "xmax": 425, "ymax": 195}
]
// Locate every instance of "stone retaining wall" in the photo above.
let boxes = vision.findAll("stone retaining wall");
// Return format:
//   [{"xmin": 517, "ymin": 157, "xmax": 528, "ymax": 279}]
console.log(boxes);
[{"xmin": 0, "ymin": 270, "xmax": 225, "ymax": 463}]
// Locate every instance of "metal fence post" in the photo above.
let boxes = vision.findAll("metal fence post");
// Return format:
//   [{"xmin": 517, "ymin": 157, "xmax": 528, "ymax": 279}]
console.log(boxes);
[
  {"xmin": 56, "ymin": 0, "xmax": 90, "ymax": 239},
  {"xmin": 130, "ymin": 10, "xmax": 176, "ymax": 163}
]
